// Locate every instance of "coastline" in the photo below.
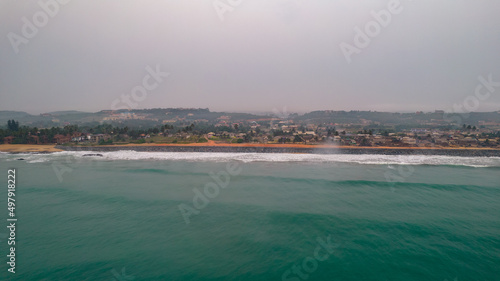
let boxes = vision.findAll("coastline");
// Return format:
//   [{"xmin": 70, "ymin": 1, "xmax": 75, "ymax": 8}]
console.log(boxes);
[
  {"xmin": 2, "ymin": 143, "xmax": 500, "ymax": 156},
  {"xmin": 55, "ymin": 143, "xmax": 500, "ymax": 157},
  {"xmin": 0, "ymin": 144, "xmax": 63, "ymax": 153}
]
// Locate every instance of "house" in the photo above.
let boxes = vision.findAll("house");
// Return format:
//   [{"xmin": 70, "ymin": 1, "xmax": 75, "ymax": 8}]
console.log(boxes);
[
  {"xmin": 53, "ymin": 134, "xmax": 71, "ymax": 144},
  {"xmin": 435, "ymin": 138, "xmax": 450, "ymax": 147},
  {"xmin": 90, "ymin": 134, "xmax": 111, "ymax": 143},
  {"xmin": 28, "ymin": 135, "xmax": 40, "ymax": 144},
  {"xmin": 306, "ymin": 124, "xmax": 317, "ymax": 131},
  {"xmin": 402, "ymin": 137, "xmax": 417, "ymax": 146},
  {"xmin": 302, "ymin": 134, "xmax": 315, "ymax": 142},
  {"xmin": 456, "ymin": 137, "xmax": 477, "ymax": 147},
  {"xmin": 71, "ymin": 135, "xmax": 86, "ymax": 142},
  {"xmin": 216, "ymin": 131, "xmax": 233, "ymax": 138},
  {"xmin": 70, "ymin": 132, "xmax": 86, "ymax": 142},
  {"xmin": 4, "ymin": 136, "xmax": 15, "ymax": 144}
]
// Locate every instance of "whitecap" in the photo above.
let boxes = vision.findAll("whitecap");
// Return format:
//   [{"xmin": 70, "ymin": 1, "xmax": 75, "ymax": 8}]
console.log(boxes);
[{"xmin": 3, "ymin": 150, "xmax": 500, "ymax": 167}]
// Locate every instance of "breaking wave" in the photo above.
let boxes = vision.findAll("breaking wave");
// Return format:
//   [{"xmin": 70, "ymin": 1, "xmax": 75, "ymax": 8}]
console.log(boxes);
[{"xmin": 1, "ymin": 151, "xmax": 500, "ymax": 167}]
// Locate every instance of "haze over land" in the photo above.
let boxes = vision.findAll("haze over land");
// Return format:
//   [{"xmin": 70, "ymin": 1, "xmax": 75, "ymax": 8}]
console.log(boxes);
[
  {"xmin": 1, "ymin": 108, "xmax": 499, "ymax": 129},
  {"xmin": 1, "ymin": 0, "xmax": 500, "ymax": 114}
]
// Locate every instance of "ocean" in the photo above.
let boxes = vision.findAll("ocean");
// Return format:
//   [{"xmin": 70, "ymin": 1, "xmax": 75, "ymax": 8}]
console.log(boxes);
[{"xmin": 0, "ymin": 151, "xmax": 499, "ymax": 280}]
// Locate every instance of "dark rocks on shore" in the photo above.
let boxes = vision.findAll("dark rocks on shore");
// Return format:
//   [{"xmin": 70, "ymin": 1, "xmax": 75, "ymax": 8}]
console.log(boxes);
[{"xmin": 54, "ymin": 145, "xmax": 500, "ymax": 157}]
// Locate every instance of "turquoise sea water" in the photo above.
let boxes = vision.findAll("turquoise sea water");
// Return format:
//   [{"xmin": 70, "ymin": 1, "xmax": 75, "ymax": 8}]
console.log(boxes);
[{"xmin": 0, "ymin": 152, "xmax": 499, "ymax": 280}]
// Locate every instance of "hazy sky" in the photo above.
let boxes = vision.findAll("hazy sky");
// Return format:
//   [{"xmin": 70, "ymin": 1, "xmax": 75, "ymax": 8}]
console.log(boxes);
[{"xmin": 1, "ymin": 0, "xmax": 500, "ymax": 114}]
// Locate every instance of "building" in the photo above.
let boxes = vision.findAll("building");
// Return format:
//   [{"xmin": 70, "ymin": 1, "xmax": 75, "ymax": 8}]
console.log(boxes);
[
  {"xmin": 28, "ymin": 135, "xmax": 40, "ymax": 144},
  {"xmin": 53, "ymin": 134, "xmax": 71, "ymax": 144},
  {"xmin": 4, "ymin": 136, "xmax": 15, "ymax": 144},
  {"xmin": 90, "ymin": 134, "xmax": 111, "ymax": 143}
]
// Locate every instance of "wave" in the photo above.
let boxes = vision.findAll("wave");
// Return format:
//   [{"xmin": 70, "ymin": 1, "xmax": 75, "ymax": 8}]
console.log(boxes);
[
  {"xmin": 254, "ymin": 177, "xmax": 489, "ymax": 190},
  {"xmin": 1, "ymin": 150, "xmax": 500, "ymax": 167}
]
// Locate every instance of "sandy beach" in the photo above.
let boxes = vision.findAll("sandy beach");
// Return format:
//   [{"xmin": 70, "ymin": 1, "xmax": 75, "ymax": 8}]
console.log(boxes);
[
  {"xmin": 0, "ymin": 144, "xmax": 63, "ymax": 153},
  {"xmin": 1, "ymin": 143, "xmax": 499, "ymax": 153}
]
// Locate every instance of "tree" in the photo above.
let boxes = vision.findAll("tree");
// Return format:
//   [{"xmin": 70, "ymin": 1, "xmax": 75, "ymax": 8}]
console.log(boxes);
[
  {"xmin": 7, "ymin": 120, "xmax": 19, "ymax": 131},
  {"xmin": 293, "ymin": 135, "xmax": 302, "ymax": 143},
  {"xmin": 99, "ymin": 139, "xmax": 113, "ymax": 145}
]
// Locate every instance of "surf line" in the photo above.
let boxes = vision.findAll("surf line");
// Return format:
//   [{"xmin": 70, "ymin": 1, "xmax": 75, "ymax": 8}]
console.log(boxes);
[{"xmin": 7, "ymin": 169, "xmax": 17, "ymax": 274}]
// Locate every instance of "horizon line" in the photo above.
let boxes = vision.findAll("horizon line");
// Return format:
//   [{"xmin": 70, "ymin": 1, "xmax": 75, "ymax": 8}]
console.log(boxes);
[{"xmin": 1, "ymin": 107, "xmax": 500, "ymax": 116}]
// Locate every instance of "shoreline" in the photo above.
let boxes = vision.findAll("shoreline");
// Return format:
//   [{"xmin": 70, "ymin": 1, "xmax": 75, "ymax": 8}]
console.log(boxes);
[
  {"xmin": 56, "ymin": 144, "xmax": 500, "ymax": 157},
  {"xmin": 0, "ymin": 144, "xmax": 63, "ymax": 153},
  {"xmin": 2, "ymin": 143, "xmax": 500, "ymax": 156}
]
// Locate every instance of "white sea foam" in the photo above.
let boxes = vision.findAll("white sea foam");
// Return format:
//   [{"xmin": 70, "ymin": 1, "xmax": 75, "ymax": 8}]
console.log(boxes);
[{"xmin": 1, "ymin": 151, "xmax": 499, "ymax": 167}]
